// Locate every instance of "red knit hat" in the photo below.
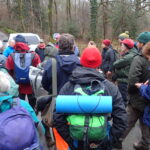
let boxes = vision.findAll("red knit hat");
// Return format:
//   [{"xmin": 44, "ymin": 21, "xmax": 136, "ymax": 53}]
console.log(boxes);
[
  {"xmin": 80, "ymin": 47, "xmax": 102, "ymax": 68},
  {"xmin": 102, "ymin": 39, "xmax": 111, "ymax": 46},
  {"xmin": 121, "ymin": 39, "xmax": 134, "ymax": 49}
]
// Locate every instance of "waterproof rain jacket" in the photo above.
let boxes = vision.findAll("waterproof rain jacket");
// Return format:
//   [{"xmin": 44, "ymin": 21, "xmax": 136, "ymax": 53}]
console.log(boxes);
[
  {"xmin": 53, "ymin": 66, "xmax": 127, "ymax": 149},
  {"xmin": 6, "ymin": 42, "xmax": 41, "ymax": 94},
  {"xmin": 3, "ymin": 46, "xmax": 15, "ymax": 57},
  {"xmin": 128, "ymin": 53, "xmax": 150, "ymax": 112},
  {"xmin": 42, "ymin": 51, "xmax": 80, "ymax": 93},
  {"xmin": 113, "ymin": 48, "xmax": 138, "ymax": 83}
]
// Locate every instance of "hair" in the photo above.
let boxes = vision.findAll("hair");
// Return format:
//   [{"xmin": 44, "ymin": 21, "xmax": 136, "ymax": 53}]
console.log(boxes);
[
  {"xmin": 88, "ymin": 41, "xmax": 96, "ymax": 46},
  {"xmin": 9, "ymin": 39, "xmax": 15, "ymax": 43},
  {"xmin": 123, "ymin": 43, "xmax": 131, "ymax": 50},
  {"xmin": 142, "ymin": 42, "xmax": 150, "ymax": 57},
  {"xmin": 58, "ymin": 33, "xmax": 75, "ymax": 51},
  {"xmin": 0, "ymin": 71, "xmax": 10, "ymax": 93}
]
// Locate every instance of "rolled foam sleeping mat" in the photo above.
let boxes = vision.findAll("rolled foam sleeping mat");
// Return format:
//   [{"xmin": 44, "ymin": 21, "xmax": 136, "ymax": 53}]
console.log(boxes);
[{"xmin": 56, "ymin": 96, "xmax": 112, "ymax": 114}]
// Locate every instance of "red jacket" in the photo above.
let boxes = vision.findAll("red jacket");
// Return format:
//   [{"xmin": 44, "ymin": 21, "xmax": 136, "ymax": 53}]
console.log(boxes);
[{"xmin": 6, "ymin": 42, "xmax": 41, "ymax": 94}]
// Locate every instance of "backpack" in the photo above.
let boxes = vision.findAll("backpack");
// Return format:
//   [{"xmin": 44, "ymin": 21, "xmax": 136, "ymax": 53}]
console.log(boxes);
[
  {"xmin": 12, "ymin": 53, "xmax": 35, "ymax": 84},
  {"xmin": 67, "ymin": 80, "xmax": 109, "ymax": 142},
  {"xmin": 0, "ymin": 66, "xmax": 19, "ymax": 97},
  {"xmin": 0, "ymin": 94, "xmax": 41, "ymax": 150}
]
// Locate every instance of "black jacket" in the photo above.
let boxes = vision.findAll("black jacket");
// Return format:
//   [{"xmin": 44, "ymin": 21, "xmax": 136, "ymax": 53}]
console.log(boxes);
[
  {"xmin": 101, "ymin": 46, "xmax": 116, "ymax": 73},
  {"xmin": 128, "ymin": 54, "xmax": 150, "ymax": 112},
  {"xmin": 35, "ymin": 47, "xmax": 45, "ymax": 62},
  {"xmin": 53, "ymin": 67, "xmax": 127, "ymax": 149}
]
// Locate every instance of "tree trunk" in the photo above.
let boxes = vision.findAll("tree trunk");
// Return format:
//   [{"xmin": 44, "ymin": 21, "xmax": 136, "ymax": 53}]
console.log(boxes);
[
  {"xmin": 66, "ymin": 0, "xmax": 71, "ymax": 23},
  {"xmin": 54, "ymin": 0, "xmax": 58, "ymax": 32},
  {"xmin": 102, "ymin": 0, "xmax": 109, "ymax": 39},
  {"xmin": 90, "ymin": 0, "xmax": 98, "ymax": 41},
  {"xmin": 6, "ymin": 0, "xmax": 12, "ymax": 20},
  {"xmin": 18, "ymin": 0, "xmax": 26, "ymax": 32},
  {"xmin": 48, "ymin": 0, "xmax": 53, "ymax": 36},
  {"xmin": 29, "ymin": 0, "xmax": 35, "ymax": 32},
  {"xmin": 75, "ymin": 0, "xmax": 77, "ymax": 20}
]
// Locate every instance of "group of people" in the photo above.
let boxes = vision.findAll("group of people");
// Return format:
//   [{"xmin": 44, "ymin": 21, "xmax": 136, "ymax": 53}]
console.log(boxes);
[{"xmin": 0, "ymin": 31, "xmax": 149, "ymax": 150}]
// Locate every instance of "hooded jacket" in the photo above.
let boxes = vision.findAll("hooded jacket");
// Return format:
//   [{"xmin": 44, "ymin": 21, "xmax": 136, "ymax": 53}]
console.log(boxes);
[
  {"xmin": 113, "ymin": 47, "xmax": 138, "ymax": 83},
  {"xmin": 53, "ymin": 66, "xmax": 127, "ymax": 149},
  {"xmin": 3, "ymin": 46, "xmax": 15, "ymax": 57},
  {"xmin": 42, "ymin": 51, "xmax": 80, "ymax": 93},
  {"xmin": 6, "ymin": 42, "xmax": 41, "ymax": 94},
  {"xmin": 128, "ymin": 52, "xmax": 150, "ymax": 112}
]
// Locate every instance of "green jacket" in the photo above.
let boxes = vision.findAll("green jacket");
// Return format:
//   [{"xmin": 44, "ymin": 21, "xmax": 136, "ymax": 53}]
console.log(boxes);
[
  {"xmin": 113, "ymin": 48, "xmax": 138, "ymax": 83},
  {"xmin": 128, "ymin": 54, "xmax": 150, "ymax": 112}
]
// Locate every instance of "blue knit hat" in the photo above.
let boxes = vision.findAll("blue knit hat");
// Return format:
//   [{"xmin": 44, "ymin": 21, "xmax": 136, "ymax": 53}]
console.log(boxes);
[{"xmin": 15, "ymin": 35, "xmax": 27, "ymax": 43}]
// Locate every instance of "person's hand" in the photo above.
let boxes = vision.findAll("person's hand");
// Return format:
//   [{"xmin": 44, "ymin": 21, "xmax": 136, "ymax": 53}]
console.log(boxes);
[{"xmin": 135, "ymin": 83, "xmax": 143, "ymax": 88}]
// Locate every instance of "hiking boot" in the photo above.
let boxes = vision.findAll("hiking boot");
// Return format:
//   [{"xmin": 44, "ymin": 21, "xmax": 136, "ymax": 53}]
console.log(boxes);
[{"xmin": 133, "ymin": 142, "xmax": 149, "ymax": 150}]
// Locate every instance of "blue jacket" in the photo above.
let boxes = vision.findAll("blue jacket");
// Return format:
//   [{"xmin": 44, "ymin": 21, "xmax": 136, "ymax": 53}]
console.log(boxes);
[
  {"xmin": 140, "ymin": 84, "xmax": 150, "ymax": 100},
  {"xmin": 42, "ymin": 54, "xmax": 80, "ymax": 93},
  {"xmin": 3, "ymin": 46, "xmax": 15, "ymax": 57}
]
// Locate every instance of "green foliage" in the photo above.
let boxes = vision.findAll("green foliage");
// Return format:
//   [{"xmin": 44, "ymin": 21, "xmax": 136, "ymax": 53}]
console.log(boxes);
[{"xmin": 111, "ymin": 0, "xmax": 138, "ymax": 39}]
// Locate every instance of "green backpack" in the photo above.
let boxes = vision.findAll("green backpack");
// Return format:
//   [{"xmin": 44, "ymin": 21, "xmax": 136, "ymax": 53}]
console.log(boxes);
[{"xmin": 67, "ymin": 83, "xmax": 108, "ymax": 141}]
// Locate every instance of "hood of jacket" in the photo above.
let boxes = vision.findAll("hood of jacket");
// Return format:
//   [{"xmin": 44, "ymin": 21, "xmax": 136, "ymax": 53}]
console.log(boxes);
[
  {"xmin": 14, "ymin": 42, "xmax": 29, "ymax": 51},
  {"xmin": 70, "ymin": 66, "xmax": 105, "ymax": 84},
  {"xmin": 56, "ymin": 54, "xmax": 80, "ymax": 73}
]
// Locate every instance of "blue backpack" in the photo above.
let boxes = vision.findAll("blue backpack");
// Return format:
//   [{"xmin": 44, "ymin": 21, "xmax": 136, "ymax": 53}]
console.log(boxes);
[
  {"xmin": 12, "ymin": 53, "xmax": 35, "ymax": 84},
  {"xmin": 0, "ymin": 94, "xmax": 41, "ymax": 150}
]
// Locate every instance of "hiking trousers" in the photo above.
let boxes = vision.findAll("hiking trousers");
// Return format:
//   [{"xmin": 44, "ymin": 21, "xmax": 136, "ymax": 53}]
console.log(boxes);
[
  {"xmin": 122, "ymin": 104, "xmax": 150, "ymax": 147},
  {"xmin": 19, "ymin": 93, "xmax": 36, "ymax": 109},
  {"xmin": 118, "ymin": 82, "xmax": 128, "ymax": 105}
]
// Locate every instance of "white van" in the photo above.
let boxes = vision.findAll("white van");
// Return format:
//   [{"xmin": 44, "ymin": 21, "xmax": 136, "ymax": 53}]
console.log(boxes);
[{"xmin": 4, "ymin": 33, "xmax": 41, "ymax": 51}]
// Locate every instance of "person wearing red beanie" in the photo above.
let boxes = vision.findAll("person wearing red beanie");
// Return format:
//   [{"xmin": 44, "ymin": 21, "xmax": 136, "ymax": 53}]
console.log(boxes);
[
  {"xmin": 53, "ymin": 47, "xmax": 127, "ymax": 150},
  {"xmin": 102, "ymin": 39, "xmax": 111, "ymax": 47},
  {"xmin": 80, "ymin": 47, "xmax": 102, "ymax": 68},
  {"xmin": 113, "ymin": 38, "xmax": 138, "ymax": 107},
  {"xmin": 101, "ymin": 39, "xmax": 116, "ymax": 79}
]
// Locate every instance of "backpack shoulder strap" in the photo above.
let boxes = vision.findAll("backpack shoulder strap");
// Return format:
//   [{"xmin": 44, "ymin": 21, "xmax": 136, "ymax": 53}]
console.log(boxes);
[
  {"xmin": 51, "ymin": 57, "xmax": 57, "ymax": 96},
  {"xmin": 41, "ymin": 57, "xmax": 57, "ymax": 127},
  {"xmin": 12, "ymin": 98, "xmax": 20, "ymax": 107}
]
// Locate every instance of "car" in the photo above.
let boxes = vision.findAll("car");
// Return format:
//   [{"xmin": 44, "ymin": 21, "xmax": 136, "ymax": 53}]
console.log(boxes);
[{"xmin": 3, "ymin": 33, "xmax": 41, "ymax": 51}]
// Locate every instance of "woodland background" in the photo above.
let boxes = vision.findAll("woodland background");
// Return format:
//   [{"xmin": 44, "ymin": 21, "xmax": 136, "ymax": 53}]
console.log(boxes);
[{"xmin": 0, "ymin": 0, "xmax": 150, "ymax": 43}]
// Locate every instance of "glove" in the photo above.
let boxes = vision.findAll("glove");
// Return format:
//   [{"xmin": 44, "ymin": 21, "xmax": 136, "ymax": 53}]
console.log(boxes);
[{"xmin": 36, "ymin": 95, "xmax": 52, "ymax": 112}]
